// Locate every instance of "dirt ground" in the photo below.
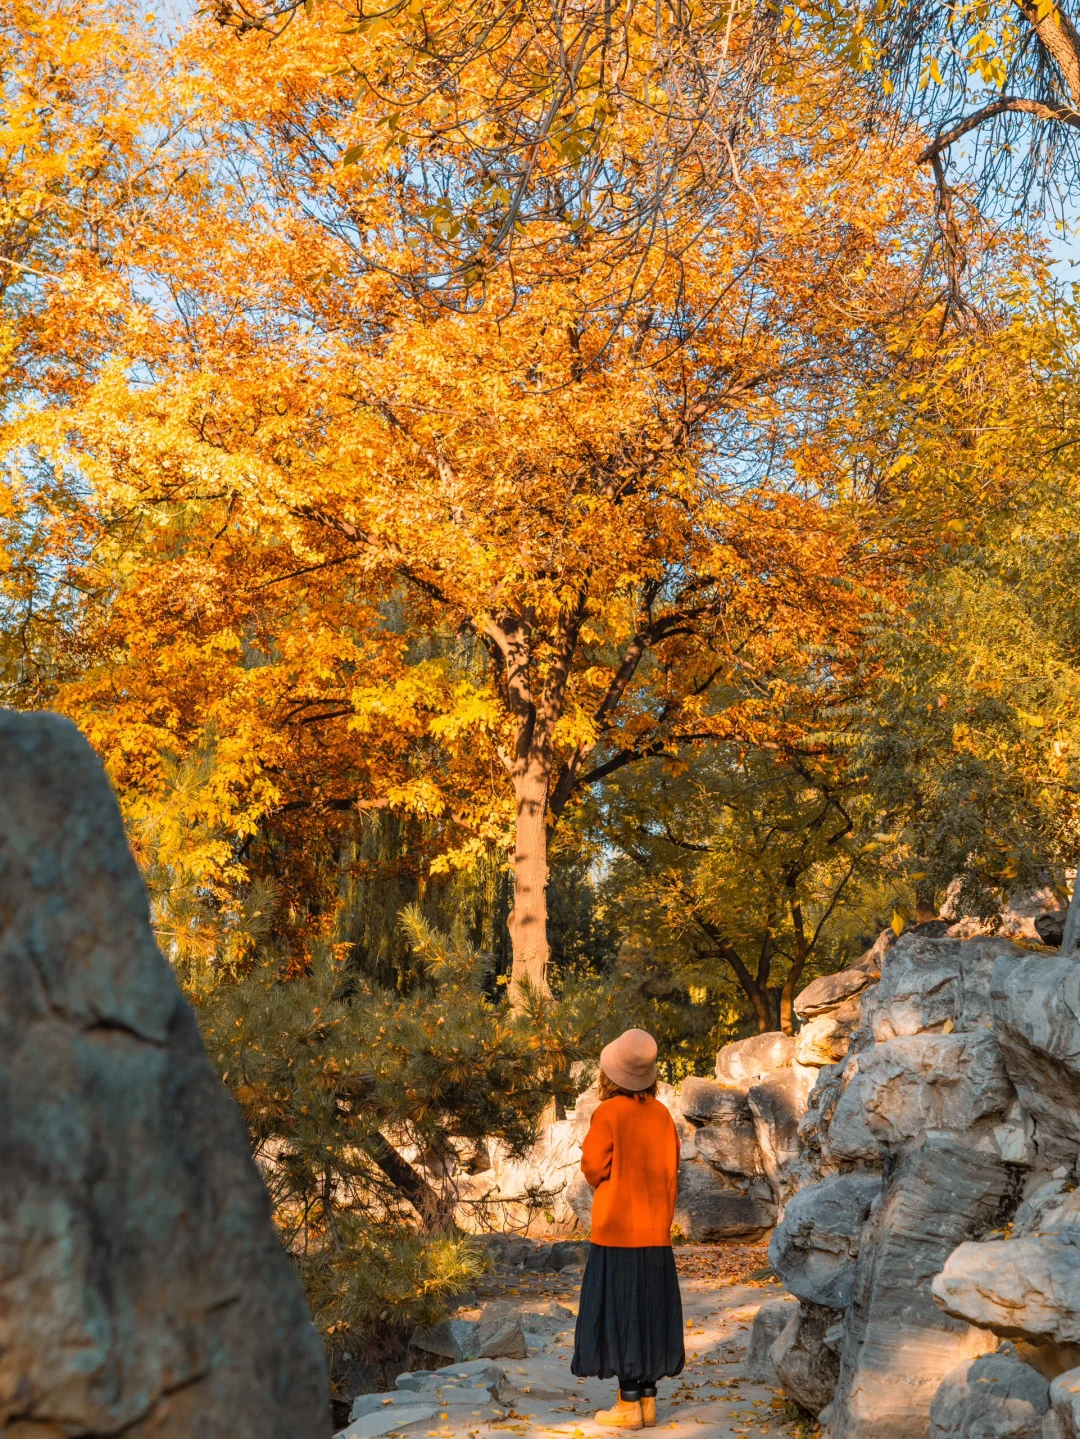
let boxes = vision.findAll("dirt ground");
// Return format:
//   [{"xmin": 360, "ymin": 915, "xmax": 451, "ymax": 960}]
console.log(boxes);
[{"xmin": 458, "ymin": 1242, "xmax": 816, "ymax": 1439}]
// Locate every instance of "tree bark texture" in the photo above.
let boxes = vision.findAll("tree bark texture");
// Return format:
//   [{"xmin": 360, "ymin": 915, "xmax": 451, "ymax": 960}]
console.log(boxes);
[{"xmin": 509, "ymin": 767, "xmax": 551, "ymax": 1000}]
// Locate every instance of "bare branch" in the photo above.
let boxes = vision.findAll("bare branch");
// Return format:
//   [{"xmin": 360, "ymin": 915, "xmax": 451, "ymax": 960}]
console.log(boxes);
[{"xmin": 918, "ymin": 94, "xmax": 1080, "ymax": 163}]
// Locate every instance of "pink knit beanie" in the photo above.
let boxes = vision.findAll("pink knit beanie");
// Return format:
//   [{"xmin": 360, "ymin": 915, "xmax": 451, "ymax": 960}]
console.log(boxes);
[{"xmin": 599, "ymin": 1028, "xmax": 658, "ymax": 1091}]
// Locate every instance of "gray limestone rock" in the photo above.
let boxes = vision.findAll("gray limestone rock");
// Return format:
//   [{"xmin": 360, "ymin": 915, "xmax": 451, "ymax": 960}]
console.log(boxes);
[
  {"xmin": 679, "ymin": 1080, "xmax": 763, "ymax": 1177},
  {"xmin": 351, "ymin": 1390, "xmax": 487, "ymax": 1422},
  {"xmin": 1014, "ymin": 1178, "xmax": 1080, "ymax": 1238},
  {"xmin": 829, "ymin": 1135, "xmax": 1018, "ymax": 1439},
  {"xmin": 680, "ymin": 1075, "xmax": 742, "ymax": 1122},
  {"xmin": 771, "ymin": 1302, "xmax": 843, "ymax": 1416},
  {"xmin": 769, "ymin": 1172, "xmax": 882, "ymax": 1310},
  {"xmin": 745, "ymin": 1297, "xmax": 800, "ymax": 1383},
  {"xmin": 336, "ymin": 1405, "xmax": 443, "ymax": 1439},
  {"xmin": 396, "ymin": 1360, "xmax": 505, "ymax": 1395},
  {"xmin": 991, "ymin": 952, "xmax": 1080, "ymax": 1164},
  {"xmin": 747, "ymin": 1064, "xmax": 816, "ymax": 1198},
  {"xmin": 1051, "ymin": 1368, "xmax": 1080, "ymax": 1438},
  {"xmin": 795, "ymin": 1062, "xmax": 852, "ymax": 1181},
  {"xmin": 694, "ymin": 1117, "xmax": 764, "ymax": 1178},
  {"xmin": 795, "ymin": 969, "xmax": 873, "ymax": 1019},
  {"xmin": 933, "ymin": 1235, "xmax": 1080, "ymax": 1346},
  {"xmin": 0, "ymin": 711, "xmax": 330, "ymax": 1438},
  {"xmin": 794, "ymin": 998, "xmax": 863, "ymax": 1067},
  {"xmin": 825, "ymin": 1056, "xmax": 885, "ymax": 1165},
  {"xmin": 865, "ymin": 934, "xmax": 1019, "ymax": 1043},
  {"xmin": 929, "ymin": 1350, "xmax": 1050, "ymax": 1438},
  {"xmin": 412, "ymin": 1315, "xmax": 527, "ymax": 1363},
  {"xmin": 672, "ymin": 1160, "xmax": 777, "ymax": 1240},
  {"xmin": 715, "ymin": 1031, "xmax": 795, "ymax": 1089},
  {"xmin": 858, "ymin": 1031, "xmax": 1015, "ymax": 1148}
]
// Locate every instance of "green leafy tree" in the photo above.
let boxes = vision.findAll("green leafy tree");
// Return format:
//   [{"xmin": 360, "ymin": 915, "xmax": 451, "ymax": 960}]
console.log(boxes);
[{"xmin": 592, "ymin": 744, "xmax": 891, "ymax": 1039}]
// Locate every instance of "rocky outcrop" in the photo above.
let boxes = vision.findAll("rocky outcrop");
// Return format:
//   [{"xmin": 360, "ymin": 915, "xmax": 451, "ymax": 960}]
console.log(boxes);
[
  {"xmin": 672, "ymin": 1159, "xmax": 776, "ymax": 1240},
  {"xmin": 765, "ymin": 914, "xmax": 1080, "ymax": 1439},
  {"xmin": 828, "ymin": 1136, "xmax": 1014, "ymax": 1439},
  {"xmin": 769, "ymin": 1173, "xmax": 881, "ymax": 1310},
  {"xmin": 929, "ymin": 1350, "xmax": 1049, "ymax": 1438},
  {"xmin": 0, "ymin": 711, "xmax": 330, "ymax": 1438},
  {"xmin": 990, "ymin": 951, "xmax": 1080, "ymax": 1165},
  {"xmin": 771, "ymin": 1302, "xmax": 843, "ymax": 1415},
  {"xmin": 746, "ymin": 1297, "xmax": 800, "ymax": 1383}
]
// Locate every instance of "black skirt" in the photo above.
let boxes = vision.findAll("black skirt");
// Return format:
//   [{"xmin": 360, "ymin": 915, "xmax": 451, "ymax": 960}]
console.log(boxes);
[{"xmin": 571, "ymin": 1243, "xmax": 685, "ymax": 1384}]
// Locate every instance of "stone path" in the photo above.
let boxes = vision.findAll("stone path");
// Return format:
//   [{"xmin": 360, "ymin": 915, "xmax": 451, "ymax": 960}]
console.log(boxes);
[{"xmin": 336, "ymin": 1247, "xmax": 809, "ymax": 1439}]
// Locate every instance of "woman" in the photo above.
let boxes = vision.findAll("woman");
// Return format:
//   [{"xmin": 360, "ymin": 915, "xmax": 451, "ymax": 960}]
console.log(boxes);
[{"xmin": 571, "ymin": 1028, "xmax": 684, "ymax": 1430}]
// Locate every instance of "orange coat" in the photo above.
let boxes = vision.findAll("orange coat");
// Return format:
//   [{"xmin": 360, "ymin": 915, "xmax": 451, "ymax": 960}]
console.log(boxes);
[{"xmin": 580, "ymin": 1095, "xmax": 680, "ymax": 1247}]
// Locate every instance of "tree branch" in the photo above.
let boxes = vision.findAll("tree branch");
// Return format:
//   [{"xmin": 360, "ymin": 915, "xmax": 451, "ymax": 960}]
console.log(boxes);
[{"xmin": 918, "ymin": 95, "xmax": 1080, "ymax": 163}]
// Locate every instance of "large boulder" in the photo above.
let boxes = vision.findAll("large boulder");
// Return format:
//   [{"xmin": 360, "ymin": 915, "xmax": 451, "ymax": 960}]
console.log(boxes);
[
  {"xmin": 672, "ymin": 1160, "xmax": 776, "ymax": 1241},
  {"xmin": 771, "ymin": 1302, "xmax": 842, "ymax": 1416},
  {"xmin": 1051, "ymin": 1368, "xmax": 1080, "ymax": 1437},
  {"xmin": 929, "ymin": 1349, "xmax": 1050, "ymax": 1438},
  {"xmin": 745, "ymin": 1297, "xmax": 800, "ymax": 1383},
  {"xmin": 0, "ymin": 712, "xmax": 331, "ymax": 1437},
  {"xmin": 747, "ymin": 1064, "xmax": 815, "ymax": 1198},
  {"xmin": 680, "ymin": 1080, "xmax": 762, "ymax": 1177},
  {"xmin": 794, "ymin": 997, "xmax": 862, "ymax": 1067},
  {"xmin": 795, "ymin": 969, "xmax": 874, "ymax": 1019},
  {"xmin": 865, "ymin": 934, "xmax": 1020, "ymax": 1043},
  {"xmin": 991, "ymin": 951, "xmax": 1080, "ymax": 1164},
  {"xmin": 829, "ymin": 1135, "xmax": 1016, "ymax": 1439},
  {"xmin": 933, "ymin": 1235, "xmax": 1080, "ymax": 1346},
  {"xmin": 769, "ymin": 1173, "xmax": 882, "ymax": 1310},
  {"xmin": 715, "ymin": 1031, "xmax": 795, "ymax": 1088},
  {"xmin": 857, "ymin": 1031, "xmax": 1015, "ymax": 1148}
]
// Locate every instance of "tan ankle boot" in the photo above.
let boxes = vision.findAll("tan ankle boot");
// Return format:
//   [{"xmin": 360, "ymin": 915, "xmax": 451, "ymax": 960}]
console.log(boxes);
[
  {"xmin": 595, "ymin": 1394, "xmax": 644, "ymax": 1429},
  {"xmin": 640, "ymin": 1396, "xmax": 656, "ymax": 1427}
]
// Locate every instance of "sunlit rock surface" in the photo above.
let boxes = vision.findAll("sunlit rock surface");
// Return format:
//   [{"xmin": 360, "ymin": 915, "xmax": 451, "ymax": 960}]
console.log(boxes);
[
  {"xmin": 929, "ymin": 1349, "xmax": 1049, "ymax": 1438},
  {"xmin": 827, "ymin": 1136, "xmax": 1014, "ymax": 1439}
]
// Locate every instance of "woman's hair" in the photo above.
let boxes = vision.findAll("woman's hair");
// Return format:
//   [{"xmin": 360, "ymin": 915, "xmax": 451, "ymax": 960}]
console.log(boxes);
[{"xmin": 598, "ymin": 1068, "xmax": 658, "ymax": 1102}]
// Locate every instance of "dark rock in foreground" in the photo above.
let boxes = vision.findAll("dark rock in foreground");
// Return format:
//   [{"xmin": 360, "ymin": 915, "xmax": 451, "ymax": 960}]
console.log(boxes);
[{"xmin": 0, "ymin": 711, "xmax": 330, "ymax": 1438}]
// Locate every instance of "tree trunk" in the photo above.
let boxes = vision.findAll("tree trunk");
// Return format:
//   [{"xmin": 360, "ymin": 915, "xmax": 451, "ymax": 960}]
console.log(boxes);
[
  {"xmin": 361, "ymin": 1131, "xmax": 455, "ymax": 1231},
  {"xmin": 780, "ymin": 896, "xmax": 809, "ymax": 1035},
  {"xmin": 509, "ymin": 766, "xmax": 552, "ymax": 1001},
  {"xmin": 747, "ymin": 983, "xmax": 771, "ymax": 1033},
  {"xmin": 915, "ymin": 878, "xmax": 937, "ymax": 924}
]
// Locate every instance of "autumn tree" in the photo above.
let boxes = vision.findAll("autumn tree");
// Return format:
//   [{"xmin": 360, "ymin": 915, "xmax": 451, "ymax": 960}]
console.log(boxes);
[
  {"xmin": 0, "ymin": 0, "xmax": 963, "ymax": 1010},
  {"xmin": 848, "ymin": 278, "xmax": 1080, "ymax": 927},
  {"xmin": 784, "ymin": 0, "xmax": 1080, "ymax": 216}
]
